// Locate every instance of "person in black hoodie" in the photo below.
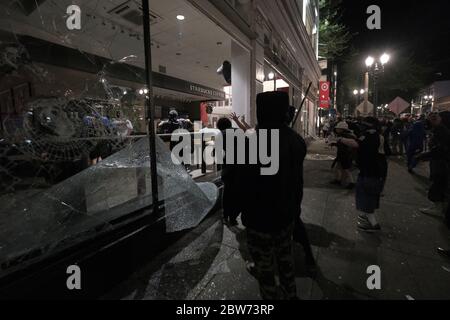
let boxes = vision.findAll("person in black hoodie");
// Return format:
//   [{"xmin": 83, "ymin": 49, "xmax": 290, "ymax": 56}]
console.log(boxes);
[{"xmin": 241, "ymin": 91, "xmax": 306, "ymax": 300}]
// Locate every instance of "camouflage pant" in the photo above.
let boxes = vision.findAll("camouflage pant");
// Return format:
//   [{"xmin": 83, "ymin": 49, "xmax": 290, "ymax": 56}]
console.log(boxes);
[{"xmin": 246, "ymin": 225, "xmax": 297, "ymax": 300}]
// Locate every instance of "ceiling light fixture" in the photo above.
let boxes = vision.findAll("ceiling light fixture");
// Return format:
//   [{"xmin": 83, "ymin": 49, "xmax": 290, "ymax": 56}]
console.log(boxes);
[{"xmin": 177, "ymin": 15, "xmax": 185, "ymax": 21}]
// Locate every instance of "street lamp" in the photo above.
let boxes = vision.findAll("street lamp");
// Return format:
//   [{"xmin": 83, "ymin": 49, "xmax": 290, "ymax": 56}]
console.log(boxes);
[
  {"xmin": 363, "ymin": 53, "xmax": 390, "ymax": 116},
  {"xmin": 380, "ymin": 53, "xmax": 390, "ymax": 66},
  {"xmin": 365, "ymin": 56, "xmax": 375, "ymax": 68}
]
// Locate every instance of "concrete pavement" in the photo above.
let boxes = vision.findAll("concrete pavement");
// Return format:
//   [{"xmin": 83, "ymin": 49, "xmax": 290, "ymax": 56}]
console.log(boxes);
[{"xmin": 104, "ymin": 139, "xmax": 450, "ymax": 300}]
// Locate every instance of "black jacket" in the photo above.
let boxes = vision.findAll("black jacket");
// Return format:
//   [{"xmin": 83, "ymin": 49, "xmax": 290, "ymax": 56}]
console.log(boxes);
[
  {"xmin": 241, "ymin": 126, "xmax": 306, "ymax": 233},
  {"xmin": 240, "ymin": 91, "xmax": 306, "ymax": 233},
  {"xmin": 356, "ymin": 130, "xmax": 385, "ymax": 178}
]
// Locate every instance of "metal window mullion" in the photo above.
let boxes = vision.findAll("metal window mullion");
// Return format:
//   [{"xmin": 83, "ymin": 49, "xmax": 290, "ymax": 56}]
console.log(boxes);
[{"xmin": 141, "ymin": 0, "xmax": 159, "ymax": 216}]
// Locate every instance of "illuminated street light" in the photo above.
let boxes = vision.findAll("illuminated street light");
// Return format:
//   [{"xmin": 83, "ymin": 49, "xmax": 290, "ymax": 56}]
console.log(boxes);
[
  {"xmin": 364, "ymin": 53, "xmax": 390, "ymax": 116},
  {"xmin": 365, "ymin": 56, "xmax": 375, "ymax": 67},
  {"xmin": 380, "ymin": 53, "xmax": 390, "ymax": 65},
  {"xmin": 353, "ymin": 89, "xmax": 364, "ymax": 109},
  {"xmin": 268, "ymin": 72, "xmax": 275, "ymax": 80}
]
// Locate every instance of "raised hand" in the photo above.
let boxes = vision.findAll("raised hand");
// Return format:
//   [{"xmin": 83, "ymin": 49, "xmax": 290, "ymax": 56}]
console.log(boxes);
[{"xmin": 229, "ymin": 112, "xmax": 240, "ymax": 122}]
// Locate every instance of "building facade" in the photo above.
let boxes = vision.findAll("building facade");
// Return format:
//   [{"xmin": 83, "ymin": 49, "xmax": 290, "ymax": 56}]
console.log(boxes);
[
  {"xmin": 0, "ymin": 0, "xmax": 320, "ymax": 297},
  {"xmin": 412, "ymin": 81, "xmax": 450, "ymax": 114},
  {"xmin": 203, "ymin": 0, "xmax": 321, "ymax": 136}
]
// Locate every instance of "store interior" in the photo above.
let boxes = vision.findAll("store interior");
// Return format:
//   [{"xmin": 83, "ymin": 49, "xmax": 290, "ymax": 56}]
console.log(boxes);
[{"xmin": 0, "ymin": 0, "xmax": 251, "ymax": 280}]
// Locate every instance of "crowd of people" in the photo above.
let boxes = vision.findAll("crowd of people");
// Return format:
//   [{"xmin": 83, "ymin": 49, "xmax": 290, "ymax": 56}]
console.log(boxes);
[
  {"xmin": 211, "ymin": 93, "xmax": 450, "ymax": 299},
  {"xmin": 323, "ymin": 113, "xmax": 450, "ymax": 231}
]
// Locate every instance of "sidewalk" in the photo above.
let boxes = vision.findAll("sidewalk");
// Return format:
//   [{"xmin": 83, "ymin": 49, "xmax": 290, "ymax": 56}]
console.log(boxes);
[{"xmin": 105, "ymin": 139, "xmax": 450, "ymax": 300}]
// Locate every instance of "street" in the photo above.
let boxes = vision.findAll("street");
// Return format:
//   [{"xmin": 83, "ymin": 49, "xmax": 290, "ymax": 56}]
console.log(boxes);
[{"xmin": 104, "ymin": 139, "xmax": 450, "ymax": 300}]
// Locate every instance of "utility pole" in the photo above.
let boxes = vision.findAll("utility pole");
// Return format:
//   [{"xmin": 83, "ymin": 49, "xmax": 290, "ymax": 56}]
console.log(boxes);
[{"xmin": 364, "ymin": 71, "xmax": 369, "ymax": 116}]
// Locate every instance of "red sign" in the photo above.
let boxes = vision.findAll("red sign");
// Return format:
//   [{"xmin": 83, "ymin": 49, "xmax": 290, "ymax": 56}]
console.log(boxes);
[
  {"xmin": 319, "ymin": 81, "xmax": 330, "ymax": 109},
  {"xmin": 200, "ymin": 102, "xmax": 209, "ymax": 125}
]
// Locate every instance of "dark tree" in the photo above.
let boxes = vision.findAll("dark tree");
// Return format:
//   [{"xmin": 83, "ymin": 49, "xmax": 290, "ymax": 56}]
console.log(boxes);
[{"xmin": 319, "ymin": 0, "xmax": 352, "ymax": 60}]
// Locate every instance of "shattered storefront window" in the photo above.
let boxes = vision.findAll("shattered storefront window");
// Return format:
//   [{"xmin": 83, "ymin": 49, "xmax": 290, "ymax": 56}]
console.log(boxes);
[{"xmin": 0, "ymin": 1, "xmax": 217, "ymax": 277}]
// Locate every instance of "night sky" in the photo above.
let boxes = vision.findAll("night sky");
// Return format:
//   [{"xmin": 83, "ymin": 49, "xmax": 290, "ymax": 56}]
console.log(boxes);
[{"xmin": 340, "ymin": 0, "xmax": 450, "ymax": 79}]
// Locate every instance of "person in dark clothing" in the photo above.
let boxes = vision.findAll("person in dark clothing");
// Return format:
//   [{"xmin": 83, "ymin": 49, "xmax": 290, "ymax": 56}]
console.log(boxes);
[
  {"xmin": 417, "ymin": 112, "xmax": 450, "ymax": 226},
  {"xmin": 401, "ymin": 118, "xmax": 412, "ymax": 154},
  {"xmin": 419, "ymin": 112, "xmax": 450, "ymax": 258},
  {"xmin": 330, "ymin": 121, "xmax": 357, "ymax": 189},
  {"xmin": 381, "ymin": 120, "xmax": 392, "ymax": 157},
  {"xmin": 340, "ymin": 117, "xmax": 385, "ymax": 232},
  {"xmin": 237, "ymin": 105, "xmax": 316, "ymax": 270},
  {"xmin": 406, "ymin": 117, "xmax": 426, "ymax": 173},
  {"xmin": 217, "ymin": 117, "xmax": 241, "ymax": 226},
  {"xmin": 391, "ymin": 118, "xmax": 404, "ymax": 155},
  {"xmin": 348, "ymin": 119, "xmax": 362, "ymax": 138},
  {"xmin": 241, "ymin": 91, "xmax": 306, "ymax": 300},
  {"xmin": 158, "ymin": 109, "xmax": 183, "ymax": 151}
]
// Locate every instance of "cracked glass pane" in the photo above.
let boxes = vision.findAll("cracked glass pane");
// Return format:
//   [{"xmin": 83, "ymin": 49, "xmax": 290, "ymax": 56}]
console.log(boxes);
[{"xmin": 0, "ymin": 0, "xmax": 218, "ymax": 278}]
